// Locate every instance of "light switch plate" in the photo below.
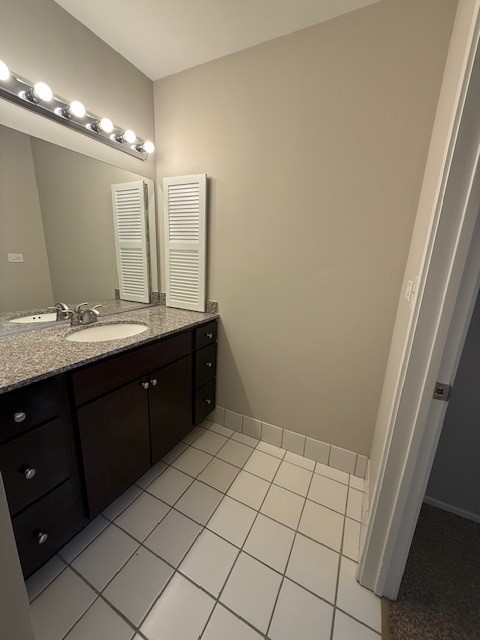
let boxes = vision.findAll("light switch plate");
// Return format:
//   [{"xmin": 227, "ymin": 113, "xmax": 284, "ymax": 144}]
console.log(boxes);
[{"xmin": 7, "ymin": 253, "xmax": 24, "ymax": 263}]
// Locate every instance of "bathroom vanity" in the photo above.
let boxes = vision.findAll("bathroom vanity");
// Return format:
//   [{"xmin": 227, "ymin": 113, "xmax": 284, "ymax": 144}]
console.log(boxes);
[{"xmin": 0, "ymin": 309, "xmax": 218, "ymax": 577}]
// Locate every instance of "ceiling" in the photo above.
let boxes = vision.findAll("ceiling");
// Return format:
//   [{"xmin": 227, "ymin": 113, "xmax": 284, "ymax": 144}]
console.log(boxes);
[{"xmin": 55, "ymin": 0, "xmax": 381, "ymax": 80}]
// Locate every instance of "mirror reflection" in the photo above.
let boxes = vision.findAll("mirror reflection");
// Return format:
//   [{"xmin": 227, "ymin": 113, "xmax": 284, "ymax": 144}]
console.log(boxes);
[{"xmin": 0, "ymin": 123, "xmax": 159, "ymax": 332}]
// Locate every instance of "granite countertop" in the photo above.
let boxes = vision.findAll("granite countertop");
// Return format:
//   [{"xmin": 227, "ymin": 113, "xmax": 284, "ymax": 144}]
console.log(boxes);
[{"xmin": 0, "ymin": 306, "xmax": 219, "ymax": 394}]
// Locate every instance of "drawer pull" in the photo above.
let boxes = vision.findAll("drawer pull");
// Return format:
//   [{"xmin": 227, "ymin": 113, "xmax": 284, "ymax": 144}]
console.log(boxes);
[
  {"xmin": 205, "ymin": 399, "xmax": 212, "ymax": 405},
  {"xmin": 36, "ymin": 531, "xmax": 48, "ymax": 545},
  {"xmin": 141, "ymin": 381, "xmax": 150, "ymax": 390},
  {"xmin": 205, "ymin": 333, "xmax": 213, "ymax": 339},
  {"xmin": 23, "ymin": 467, "xmax": 36, "ymax": 480},
  {"xmin": 14, "ymin": 412, "xmax": 27, "ymax": 423},
  {"xmin": 150, "ymin": 378, "xmax": 158, "ymax": 386},
  {"xmin": 205, "ymin": 362, "xmax": 213, "ymax": 368}
]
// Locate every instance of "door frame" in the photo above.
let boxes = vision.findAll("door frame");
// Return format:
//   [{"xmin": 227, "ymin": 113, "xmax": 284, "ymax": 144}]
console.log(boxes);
[{"xmin": 358, "ymin": 0, "xmax": 480, "ymax": 599}]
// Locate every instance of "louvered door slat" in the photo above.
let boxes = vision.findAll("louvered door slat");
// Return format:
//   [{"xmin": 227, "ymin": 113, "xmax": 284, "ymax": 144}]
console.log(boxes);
[
  {"xmin": 163, "ymin": 174, "xmax": 206, "ymax": 311},
  {"xmin": 111, "ymin": 181, "xmax": 150, "ymax": 303}
]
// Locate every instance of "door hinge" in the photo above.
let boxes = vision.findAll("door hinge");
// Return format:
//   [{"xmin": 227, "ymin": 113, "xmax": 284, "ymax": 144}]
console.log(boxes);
[{"xmin": 433, "ymin": 382, "xmax": 452, "ymax": 401}]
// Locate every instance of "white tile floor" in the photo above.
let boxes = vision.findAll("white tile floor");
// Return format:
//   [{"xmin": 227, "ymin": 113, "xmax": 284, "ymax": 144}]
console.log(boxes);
[{"xmin": 27, "ymin": 421, "xmax": 381, "ymax": 640}]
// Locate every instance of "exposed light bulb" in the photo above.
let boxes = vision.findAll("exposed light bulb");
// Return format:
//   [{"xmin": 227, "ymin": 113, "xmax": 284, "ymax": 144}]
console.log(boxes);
[
  {"xmin": 142, "ymin": 140, "xmax": 155, "ymax": 154},
  {"xmin": 32, "ymin": 81, "xmax": 53, "ymax": 102},
  {"xmin": 122, "ymin": 129, "xmax": 136, "ymax": 144},
  {"xmin": 98, "ymin": 117, "xmax": 114, "ymax": 133},
  {"xmin": 0, "ymin": 60, "xmax": 10, "ymax": 82},
  {"xmin": 68, "ymin": 100, "xmax": 86, "ymax": 118}
]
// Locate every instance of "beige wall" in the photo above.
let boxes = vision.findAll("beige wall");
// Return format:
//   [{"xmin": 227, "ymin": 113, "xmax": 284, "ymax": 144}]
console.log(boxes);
[
  {"xmin": 0, "ymin": 127, "xmax": 54, "ymax": 312},
  {"xmin": 155, "ymin": 0, "xmax": 457, "ymax": 454},
  {"xmin": 426, "ymin": 288, "xmax": 480, "ymax": 518}
]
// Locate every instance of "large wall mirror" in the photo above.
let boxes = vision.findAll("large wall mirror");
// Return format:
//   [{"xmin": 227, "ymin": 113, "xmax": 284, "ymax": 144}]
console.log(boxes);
[{"xmin": 0, "ymin": 123, "xmax": 159, "ymax": 333}]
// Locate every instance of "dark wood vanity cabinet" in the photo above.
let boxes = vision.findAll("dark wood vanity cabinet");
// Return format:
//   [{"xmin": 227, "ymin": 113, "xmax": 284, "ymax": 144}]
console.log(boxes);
[{"xmin": 0, "ymin": 318, "xmax": 217, "ymax": 577}]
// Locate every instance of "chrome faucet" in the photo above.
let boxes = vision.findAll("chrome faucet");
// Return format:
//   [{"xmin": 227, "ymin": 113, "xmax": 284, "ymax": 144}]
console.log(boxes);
[
  {"xmin": 70, "ymin": 303, "xmax": 101, "ymax": 327},
  {"xmin": 47, "ymin": 302, "xmax": 72, "ymax": 321}
]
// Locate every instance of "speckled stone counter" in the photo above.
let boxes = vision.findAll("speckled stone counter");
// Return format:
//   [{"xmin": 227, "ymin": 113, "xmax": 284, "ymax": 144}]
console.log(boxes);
[{"xmin": 0, "ymin": 306, "xmax": 218, "ymax": 394}]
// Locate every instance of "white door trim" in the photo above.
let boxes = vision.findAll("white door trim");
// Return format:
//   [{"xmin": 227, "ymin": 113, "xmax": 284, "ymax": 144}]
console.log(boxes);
[{"xmin": 358, "ymin": 0, "xmax": 480, "ymax": 599}]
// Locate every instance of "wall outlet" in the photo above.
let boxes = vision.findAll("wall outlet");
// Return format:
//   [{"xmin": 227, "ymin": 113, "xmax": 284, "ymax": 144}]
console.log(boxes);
[{"xmin": 7, "ymin": 253, "xmax": 24, "ymax": 263}]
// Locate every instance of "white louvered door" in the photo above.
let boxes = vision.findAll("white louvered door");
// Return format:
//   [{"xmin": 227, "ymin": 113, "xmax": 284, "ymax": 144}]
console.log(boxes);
[
  {"xmin": 163, "ymin": 174, "xmax": 207, "ymax": 311},
  {"xmin": 111, "ymin": 181, "xmax": 150, "ymax": 303}
]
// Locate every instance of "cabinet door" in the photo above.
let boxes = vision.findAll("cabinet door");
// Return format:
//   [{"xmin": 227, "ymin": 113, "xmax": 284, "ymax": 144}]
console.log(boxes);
[
  {"xmin": 77, "ymin": 380, "xmax": 150, "ymax": 517},
  {"xmin": 149, "ymin": 356, "xmax": 192, "ymax": 463}
]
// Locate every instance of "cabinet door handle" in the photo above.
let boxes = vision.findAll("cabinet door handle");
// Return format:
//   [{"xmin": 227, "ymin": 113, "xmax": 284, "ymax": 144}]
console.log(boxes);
[
  {"xmin": 23, "ymin": 467, "xmax": 36, "ymax": 480},
  {"xmin": 14, "ymin": 412, "xmax": 26, "ymax": 423},
  {"xmin": 150, "ymin": 379, "xmax": 158, "ymax": 386},
  {"xmin": 36, "ymin": 531, "xmax": 48, "ymax": 545},
  {"xmin": 205, "ymin": 399, "xmax": 212, "ymax": 405},
  {"xmin": 205, "ymin": 362, "xmax": 213, "ymax": 368},
  {"xmin": 205, "ymin": 333, "xmax": 213, "ymax": 339},
  {"xmin": 141, "ymin": 381, "xmax": 150, "ymax": 390}
]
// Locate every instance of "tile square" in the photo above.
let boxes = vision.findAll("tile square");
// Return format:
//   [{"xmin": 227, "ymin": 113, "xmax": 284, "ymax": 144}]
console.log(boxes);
[
  {"xmin": 298, "ymin": 500, "xmax": 344, "ymax": 552},
  {"xmin": 102, "ymin": 485, "xmax": 142, "ymax": 521},
  {"xmin": 58, "ymin": 515, "xmax": 109, "ymax": 563},
  {"xmin": 72, "ymin": 524, "xmax": 138, "ymax": 590},
  {"xmin": 145, "ymin": 466, "xmax": 193, "ymax": 505},
  {"xmin": 221, "ymin": 553, "xmax": 282, "ymax": 633},
  {"xmin": 192, "ymin": 430, "xmax": 229, "ymax": 455},
  {"xmin": 209, "ymin": 422, "xmax": 234, "ymax": 437},
  {"xmin": 135, "ymin": 461, "xmax": 167, "ymax": 489},
  {"xmin": 282, "ymin": 429, "xmax": 305, "ymax": 455},
  {"xmin": 172, "ymin": 446, "xmax": 213, "ymax": 476},
  {"xmin": 330, "ymin": 446, "xmax": 357, "ymax": 474},
  {"xmin": 114, "ymin": 492, "xmax": 170, "ymax": 541},
  {"xmin": 227, "ymin": 470, "xmax": 270, "ymax": 509},
  {"xmin": 284, "ymin": 450, "xmax": 315, "ymax": 471},
  {"xmin": 27, "ymin": 555, "xmax": 66, "ymax": 602},
  {"xmin": 198, "ymin": 457, "xmax": 239, "ymax": 492},
  {"xmin": 333, "ymin": 610, "xmax": 380, "ymax": 640},
  {"xmin": 64, "ymin": 598, "xmax": 134, "ymax": 640},
  {"xmin": 182, "ymin": 425, "xmax": 206, "ymax": 445},
  {"xmin": 232, "ymin": 431, "xmax": 258, "ymax": 447},
  {"xmin": 244, "ymin": 449, "xmax": 281, "ymax": 481},
  {"xmin": 337, "ymin": 558, "xmax": 382, "ymax": 632},
  {"xmin": 224, "ymin": 409, "xmax": 243, "ymax": 431},
  {"xmin": 350, "ymin": 475, "xmax": 366, "ymax": 492},
  {"xmin": 30, "ymin": 567, "xmax": 96, "ymax": 640},
  {"xmin": 244, "ymin": 513, "xmax": 295, "ymax": 573},
  {"xmin": 308, "ymin": 474, "xmax": 348, "ymax": 514},
  {"xmin": 202, "ymin": 604, "xmax": 263, "ymax": 639},
  {"xmin": 355, "ymin": 455, "xmax": 369, "ymax": 479},
  {"xmin": 347, "ymin": 489, "xmax": 364, "ymax": 522},
  {"xmin": 216, "ymin": 439, "xmax": 252, "ymax": 467},
  {"xmin": 180, "ymin": 529, "xmax": 238, "ymax": 596},
  {"xmin": 315, "ymin": 462, "xmax": 349, "ymax": 485},
  {"xmin": 161, "ymin": 440, "xmax": 188, "ymax": 464},
  {"xmin": 260, "ymin": 485, "xmax": 305, "ymax": 529},
  {"xmin": 103, "ymin": 547, "xmax": 173, "ymax": 626},
  {"xmin": 200, "ymin": 419, "xmax": 213, "ymax": 428},
  {"xmin": 268, "ymin": 578, "xmax": 333, "ymax": 640},
  {"xmin": 208, "ymin": 405, "xmax": 226, "ymax": 425},
  {"xmin": 242, "ymin": 416, "xmax": 262, "ymax": 439},
  {"xmin": 208, "ymin": 496, "xmax": 257, "ymax": 547},
  {"xmin": 343, "ymin": 518, "xmax": 361, "ymax": 561},
  {"xmin": 144, "ymin": 509, "xmax": 201, "ymax": 566},
  {"xmin": 140, "ymin": 573, "xmax": 215, "ymax": 640},
  {"xmin": 286, "ymin": 533, "xmax": 339, "ymax": 602},
  {"xmin": 261, "ymin": 422, "xmax": 283, "ymax": 446},
  {"xmin": 175, "ymin": 480, "xmax": 223, "ymax": 524},
  {"xmin": 304, "ymin": 438, "xmax": 330, "ymax": 464},
  {"xmin": 274, "ymin": 461, "xmax": 312, "ymax": 496},
  {"xmin": 256, "ymin": 440, "xmax": 286, "ymax": 459}
]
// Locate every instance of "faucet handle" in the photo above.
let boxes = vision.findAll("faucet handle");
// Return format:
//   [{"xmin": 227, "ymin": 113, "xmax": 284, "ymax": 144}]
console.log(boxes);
[
  {"xmin": 48, "ymin": 302, "xmax": 72, "ymax": 321},
  {"xmin": 90, "ymin": 304, "xmax": 101, "ymax": 317}
]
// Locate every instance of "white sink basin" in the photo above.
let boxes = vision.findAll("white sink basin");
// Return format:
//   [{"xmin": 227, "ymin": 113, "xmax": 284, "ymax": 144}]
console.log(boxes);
[
  {"xmin": 66, "ymin": 323, "xmax": 148, "ymax": 343},
  {"xmin": 10, "ymin": 313, "xmax": 57, "ymax": 324}
]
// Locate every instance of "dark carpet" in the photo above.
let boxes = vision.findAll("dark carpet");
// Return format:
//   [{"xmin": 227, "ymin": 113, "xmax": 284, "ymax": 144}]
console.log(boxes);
[{"xmin": 389, "ymin": 504, "xmax": 480, "ymax": 640}]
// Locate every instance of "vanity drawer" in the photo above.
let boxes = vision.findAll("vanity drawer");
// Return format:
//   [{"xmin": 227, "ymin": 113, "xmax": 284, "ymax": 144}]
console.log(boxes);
[
  {"xmin": 195, "ymin": 321, "xmax": 217, "ymax": 351},
  {"xmin": 195, "ymin": 378, "xmax": 216, "ymax": 424},
  {"xmin": 72, "ymin": 331, "xmax": 191, "ymax": 405},
  {"xmin": 13, "ymin": 480, "xmax": 81, "ymax": 578},
  {"xmin": 195, "ymin": 343, "xmax": 217, "ymax": 389},
  {"xmin": 0, "ymin": 377, "xmax": 61, "ymax": 444},
  {"xmin": 0, "ymin": 418, "xmax": 69, "ymax": 516}
]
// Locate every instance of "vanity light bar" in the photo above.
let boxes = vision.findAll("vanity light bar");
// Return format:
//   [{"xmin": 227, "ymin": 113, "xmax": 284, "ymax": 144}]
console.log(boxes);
[{"xmin": 0, "ymin": 59, "xmax": 154, "ymax": 161}]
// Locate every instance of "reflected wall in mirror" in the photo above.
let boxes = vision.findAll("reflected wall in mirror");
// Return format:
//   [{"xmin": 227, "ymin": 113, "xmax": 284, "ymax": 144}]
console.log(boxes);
[{"xmin": 0, "ymin": 123, "xmax": 159, "ymax": 326}]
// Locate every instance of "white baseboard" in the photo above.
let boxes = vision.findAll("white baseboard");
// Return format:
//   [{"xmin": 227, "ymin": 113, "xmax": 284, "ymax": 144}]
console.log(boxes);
[{"xmin": 423, "ymin": 495, "xmax": 480, "ymax": 523}]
